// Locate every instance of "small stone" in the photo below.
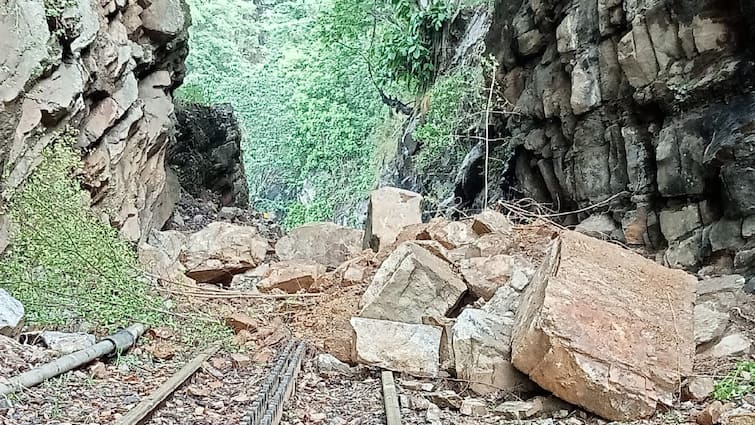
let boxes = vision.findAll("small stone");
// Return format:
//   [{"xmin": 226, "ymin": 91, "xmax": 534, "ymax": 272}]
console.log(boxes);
[
  {"xmin": 495, "ymin": 400, "xmax": 540, "ymax": 419},
  {"xmin": 225, "ymin": 313, "xmax": 259, "ymax": 333},
  {"xmin": 399, "ymin": 394, "xmax": 411, "ymax": 408},
  {"xmin": 428, "ymin": 390, "xmax": 462, "ymax": 409},
  {"xmin": 684, "ymin": 377, "xmax": 715, "ymax": 401},
  {"xmin": 218, "ymin": 206, "xmax": 243, "ymax": 220},
  {"xmin": 122, "ymin": 394, "xmax": 140, "ymax": 405},
  {"xmin": 696, "ymin": 401, "xmax": 724, "ymax": 425},
  {"xmin": 426, "ymin": 402, "xmax": 442, "ymax": 425},
  {"xmin": 90, "ymin": 361, "xmax": 108, "ymax": 379},
  {"xmin": 472, "ymin": 209, "xmax": 513, "ymax": 235},
  {"xmin": 420, "ymin": 383, "xmax": 434, "ymax": 392},
  {"xmin": 698, "ymin": 275, "xmax": 746, "ymax": 296},
  {"xmin": 460, "ymin": 398, "xmax": 488, "ymax": 416},
  {"xmin": 40, "ymin": 331, "xmax": 96, "ymax": 355},
  {"xmin": 310, "ymin": 412, "xmax": 327, "ymax": 422},
  {"xmin": 0, "ymin": 289, "xmax": 24, "ymax": 338},
  {"xmin": 698, "ymin": 333, "xmax": 752, "ymax": 359},
  {"xmin": 316, "ymin": 353, "xmax": 353, "ymax": 376},
  {"xmin": 744, "ymin": 277, "xmax": 755, "ymax": 295},
  {"xmin": 231, "ymin": 353, "xmax": 251, "ymax": 368},
  {"xmin": 695, "ymin": 302, "xmax": 730, "ymax": 345},
  {"xmin": 723, "ymin": 410, "xmax": 755, "ymax": 425},
  {"xmin": 575, "ymin": 213, "xmax": 619, "ymax": 239}
]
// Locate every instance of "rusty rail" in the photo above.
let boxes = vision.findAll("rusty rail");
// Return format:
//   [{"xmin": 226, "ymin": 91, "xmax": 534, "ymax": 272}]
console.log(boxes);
[{"xmin": 247, "ymin": 340, "xmax": 306, "ymax": 425}]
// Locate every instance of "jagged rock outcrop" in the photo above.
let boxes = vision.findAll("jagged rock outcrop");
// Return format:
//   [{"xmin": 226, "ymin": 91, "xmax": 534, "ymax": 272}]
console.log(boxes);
[
  {"xmin": 0, "ymin": 0, "xmax": 190, "ymax": 242},
  {"xmin": 388, "ymin": 0, "xmax": 755, "ymax": 278},
  {"xmin": 169, "ymin": 102, "xmax": 249, "ymax": 207}
]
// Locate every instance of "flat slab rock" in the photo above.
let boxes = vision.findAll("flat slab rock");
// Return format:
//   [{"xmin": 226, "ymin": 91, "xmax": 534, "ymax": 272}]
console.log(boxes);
[
  {"xmin": 512, "ymin": 231, "xmax": 695, "ymax": 421},
  {"xmin": 350, "ymin": 317, "xmax": 441, "ymax": 377}
]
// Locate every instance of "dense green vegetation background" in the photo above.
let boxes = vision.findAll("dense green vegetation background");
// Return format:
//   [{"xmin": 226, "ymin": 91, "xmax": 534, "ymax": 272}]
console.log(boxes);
[{"xmin": 178, "ymin": 0, "xmax": 402, "ymax": 228}]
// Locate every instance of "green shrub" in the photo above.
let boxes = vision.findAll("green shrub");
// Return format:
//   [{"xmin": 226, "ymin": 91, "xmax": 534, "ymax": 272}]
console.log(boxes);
[
  {"xmin": 0, "ymin": 129, "xmax": 166, "ymax": 331},
  {"xmin": 713, "ymin": 361, "xmax": 755, "ymax": 401},
  {"xmin": 413, "ymin": 65, "xmax": 485, "ymax": 173}
]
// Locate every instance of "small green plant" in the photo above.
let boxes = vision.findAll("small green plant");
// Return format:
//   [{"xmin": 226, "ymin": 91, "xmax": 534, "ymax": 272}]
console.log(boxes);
[
  {"xmin": 376, "ymin": 0, "xmax": 453, "ymax": 90},
  {"xmin": 413, "ymin": 64, "xmax": 485, "ymax": 172},
  {"xmin": 43, "ymin": 0, "xmax": 76, "ymax": 18},
  {"xmin": 0, "ymin": 128, "xmax": 167, "ymax": 331},
  {"xmin": 176, "ymin": 83, "xmax": 210, "ymax": 104},
  {"xmin": 713, "ymin": 361, "xmax": 755, "ymax": 401}
]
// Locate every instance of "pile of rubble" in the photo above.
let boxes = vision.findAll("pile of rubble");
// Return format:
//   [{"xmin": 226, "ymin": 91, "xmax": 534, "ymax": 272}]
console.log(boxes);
[{"xmin": 139, "ymin": 186, "xmax": 755, "ymax": 422}]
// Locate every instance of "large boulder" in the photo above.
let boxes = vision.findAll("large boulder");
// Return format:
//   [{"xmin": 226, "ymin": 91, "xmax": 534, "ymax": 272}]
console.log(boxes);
[
  {"xmin": 359, "ymin": 242, "xmax": 467, "ymax": 323},
  {"xmin": 350, "ymin": 317, "xmax": 441, "ymax": 377},
  {"xmin": 0, "ymin": 289, "xmax": 24, "ymax": 337},
  {"xmin": 180, "ymin": 222, "xmax": 268, "ymax": 284},
  {"xmin": 452, "ymin": 309, "xmax": 533, "ymax": 395},
  {"xmin": 363, "ymin": 187, "xmax": 422, "ymax": 252},
  {"xmin": 459, "ymin": 255, "xmax": 535, "ymax": 300},
  {"xmin": 512, "ymin": 231, "xmax": 695, "ymax": 421},
  {"xmin": 256, "ymin": 261, "xmax": 326, "ymax": 293},
  {"xmin": 275, "ymin": 222, "xmax": 362, "ymax": 268}
]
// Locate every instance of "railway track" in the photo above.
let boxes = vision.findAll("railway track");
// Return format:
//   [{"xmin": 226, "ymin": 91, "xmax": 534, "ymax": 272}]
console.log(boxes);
[{"xmin": 247, "ymin": 340, "xmax": 307, "ymax": 425}]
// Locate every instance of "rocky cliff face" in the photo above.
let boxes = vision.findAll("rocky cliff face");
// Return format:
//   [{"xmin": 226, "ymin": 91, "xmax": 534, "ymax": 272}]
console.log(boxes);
[
  {"xmin": 392, "ymin": 0, "xmax": 755, "ymax": 278},
  {"xmin": 0, "ymin": 0, "xmax": 190, "ymax": 243},
  {"xmin": 170, "ymin": 102, "xmax": 249, "ymax": 208}
]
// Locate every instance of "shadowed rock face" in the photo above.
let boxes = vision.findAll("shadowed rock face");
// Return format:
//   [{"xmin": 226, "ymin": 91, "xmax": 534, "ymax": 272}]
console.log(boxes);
[
  {"xmin": 170, "ymin": 102, "xmax": 249, "ymax": 207},
  {"xmin": 0, "ymin": 0, "xmax": 191, "ymax": 243},
  {"xmin": 387, "ymin": 0, "xmax": 755, "ymax": 279}
]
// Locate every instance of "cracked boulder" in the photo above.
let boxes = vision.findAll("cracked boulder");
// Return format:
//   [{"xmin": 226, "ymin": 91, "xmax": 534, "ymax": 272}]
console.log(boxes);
[
  {"xmin": 359, "ymin": 242, "xmax": 467, "ymax": 324},
  {"xmin": 512, "ymin": 231, "xmax": 695, "ymax": 421},
  {"xmin": 452, "ymin": 309, "xmax": 533, "ymax": 395}
]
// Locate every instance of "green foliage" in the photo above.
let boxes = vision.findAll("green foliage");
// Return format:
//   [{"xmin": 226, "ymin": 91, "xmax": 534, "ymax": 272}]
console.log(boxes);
[
  {"xmin": 0, "ymin": 129, "xmax": 167, "ymax": 331},
  {"xmin": 413, "ymin": 65, "xmax": 485, "ymax": 172},
  {"xmin": 376, "ymin": 0, "xmax": 453, "ymax": 90},
  {"xmin": 43, "ymin": 0, "xmax": 76, "ymax": 18},
  {"xmin": 180, "ymin": 0, "xmax": 398, "ymax": 229},
  {"xmin": 713, "ymin": 361, "xmax": 755, "ymax": 401}
]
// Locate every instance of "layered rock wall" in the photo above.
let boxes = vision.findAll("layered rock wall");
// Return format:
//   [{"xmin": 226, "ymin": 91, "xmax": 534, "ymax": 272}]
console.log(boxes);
[
  {"xmin": 394, "ymin": 0, "xmax": 755, "ymax": 277},
  {"xmin": 0, "ymin": 0, "xmax": 190, "ymax": 243}
]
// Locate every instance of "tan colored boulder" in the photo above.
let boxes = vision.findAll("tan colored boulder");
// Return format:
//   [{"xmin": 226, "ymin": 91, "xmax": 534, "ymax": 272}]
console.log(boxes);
[
  {"xmin": 512, "ymin": 231, "xmax": 695, "ymax": 421},
  {"xmin": 257, "ymin": 261, "xmax": 326, "ymax": 293},
  {"xmin": 359, "ymin": 242, "xmax": 467, "ymax": 323},
  {"xmin": 363, "ymin": 187, "xmax": 423, "ymax": 251},
  {"xmin": 472, "ymin": 232, "xmax": 515, "ymax": 257},
  {"xmin": 138, "ymin": 229, "xmax": 191, "ymax": 284},
  {"xmin": 472, "ymin": 209, "xmax": 513, "ymax": 235},
  {"xmin": 452, "ymin": 309, "xmax": 533, "ymax": 395},
  {"xmin": 180, "ymin": 222, "xmax": 269, "ymax": 283},
  {"xmin": 459, "ymin": 255, "xmax": 535, "ymax": 300},
  {"xmin": 351, "ymin": 317, "xmax": 441, "ymax": 377},
  {"xmin": 426, "ymin": 218, "xmax": 479, "ymax": 249},
  {"xmin": 276, "ymin": 222, "xmax": 362, "ymax": 268}
]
